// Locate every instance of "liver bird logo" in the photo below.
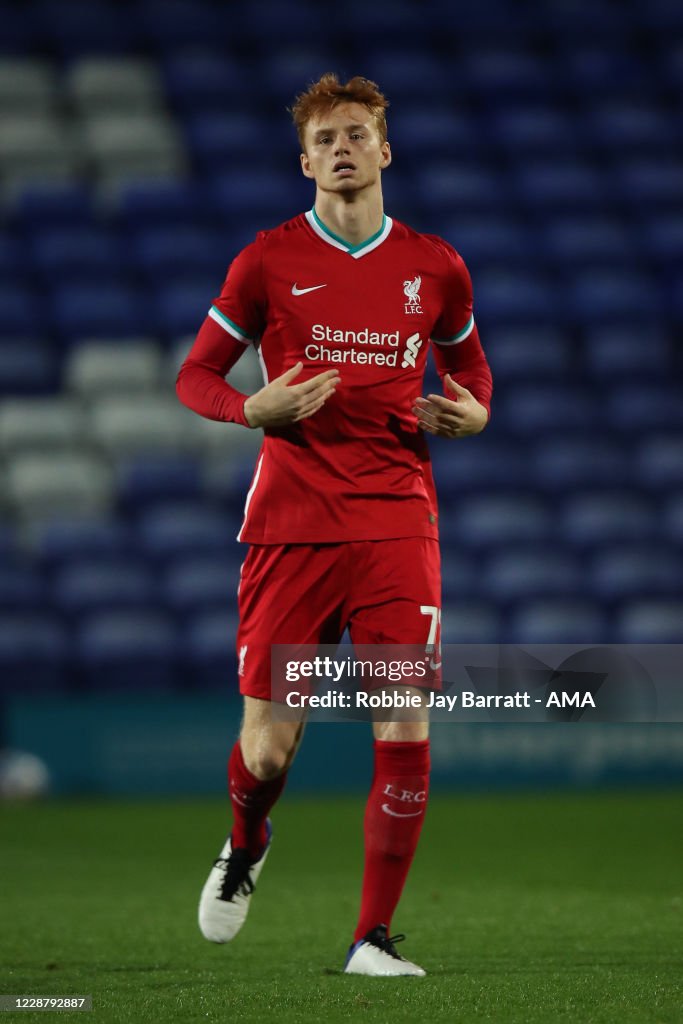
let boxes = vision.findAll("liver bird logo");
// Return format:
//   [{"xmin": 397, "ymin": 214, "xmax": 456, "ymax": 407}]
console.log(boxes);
[{"xmin": 403, "ymin": 275, "xmax": 421, "ymax": 304}]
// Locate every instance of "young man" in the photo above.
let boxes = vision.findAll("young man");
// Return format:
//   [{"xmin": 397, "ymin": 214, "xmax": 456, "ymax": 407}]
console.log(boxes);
[{"xmin": 176, "ymin": 73, "xmax": 492, "ymax": 976}]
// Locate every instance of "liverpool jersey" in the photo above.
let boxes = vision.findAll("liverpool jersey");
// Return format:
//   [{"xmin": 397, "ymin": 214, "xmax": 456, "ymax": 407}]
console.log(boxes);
[{"xmin": 177, "ymin": 209, "xmax": 492, "ymax": 544}]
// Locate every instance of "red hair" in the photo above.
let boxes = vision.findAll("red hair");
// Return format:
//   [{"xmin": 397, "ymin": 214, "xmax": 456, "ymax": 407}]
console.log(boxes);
[{"xmin": 290, "ymin": 73, "xmax": 389, "ymax": 150}]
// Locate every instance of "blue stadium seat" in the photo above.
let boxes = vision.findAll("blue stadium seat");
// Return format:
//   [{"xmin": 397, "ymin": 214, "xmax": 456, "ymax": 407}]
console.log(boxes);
[
  {"xmin": 497, "ymin": 385, "xmax": 598, "ymax": 437},
  {"xmin": 8, "ymin": 183, "xmax": 93, "ymax": 228},
  {"xmin": 34, "ymin": 0, "xmax": 140, "ymax": 54},
  {"xmin": 560, "ymin": 492, "xmax": 657, "ymax": 549},
  {"xmin": 184, "ymin": 112, "xmax": 268, "ymax": 169},
  {"xmin": 0, "ymin": 565, "xmax": 45, "ymax": 611},
  {"xmin": 663, "ymin": 493, "xmax": 683, "ymax": 544},
  {"xmin": 491, "ymin": 107, "xmax": 577, "ymax": 154},
  {"xmin": 439, "ymin": 552, "xmax": 477, "ymax": 603},
  {"xmin": 137, "ymin": 0, "xmax": 227, "ymax": 50},
  {"xmin": 483, "ymin": 327, "xmax": 570, "ymax": 380},
  {"xmin": 542, "ymin": 217, "xmax": 636, "ymax": 266},
  {"xmin": 77, "ymin": 609, "xmax": 178, "ymax": 690},
  {"xmin": 568, "ymin": 269, "xmax": 663, "ymax": 321},
  {"xmin": 532, "ymin": 438, "xmax": 632, "ymax": 492},
  {"xmin": 210, "ymin": 171, "xmax": 307, "ymax": 219},
  {"xmin": 0, "ymin": 233, "xmax": 28, "ymax": 276},
  {"xmin": 608, "ymin": 384, "xmax": 683, "ymax": 433},
  {"xmin": 0, "ymin": 285, "xmax": 43, "ymax": 336},
  {"xmin": 460, "ymin": 50, "xmax": 550, "ymax": 97},
  {"xmin": 441, "ymin": 494, "xmax": 553, "ymax": 549},
  {"xmin": 618, "ymin": 160, "xmax": 683, "ymax": 206},
  {"xmin": 28, "ymin": 226, "xmax": 123, "ymax": 280},
  {"xmin": 514, "ymin": 162, "xmax": 608, "ymax": 210},
  {"xmin": 52, "ymin": 559, "xmax": 157, "ymax": 615},
  {"xmin": 154, "ymin": 280, "xmax": 217, "ymax": 337},
  {"xmin": 163, "ymin": 53, "xmax": 247, "ymax": 113},
  {"xmin": 431, "ymin": 438, "xmax": 529, "ymax": 495},
  {"xmin": 582, "ymin": 326, "xmax": 670, "ymax": 378},
  {"xmin": 361, "ymin": 53, "xmax": 451, "ymax": 100},
  {"xmin": 563, "ymin": 48, "xmax": 649, "ymax": 96},
  {"xmin": 137, "ymin": 503, "xmax": 234, "ymax": 559},
  {"xmin": 444, "ymin": 218, "xmax": 532, "ymax": 270},
  {"xmin": 117, "ymin": 456, "xmax": 202, "ymax": 510},
  {"xmin": 415, "ymin": 164, "xmax": 507, "ymax": 211},
  {"xmin": 50, "ymin": 283, "xmax": 147, "ymax": 340},
  {"xmin": 0, "ymin": 613, "xmax": 68, "ymax": 693},
  {"xmin": 636, "ymin": 435, "xmax": 683, "ymax": 490},
  {"xmin": 116, "ymin": 181, "xmax": 206, "ymax": 226},
  {"xmin": 508, "ymin": 600, "xmax": 609, "ymax": 643},
  {"xmin": 590, "ymin": 544, "xmax": 682, "ymax": 601},
  {"xmin": 389, "ymin": 109, "xmax": 474, "ymax": 160},
  {"xmin": 585, "ymin": 102, "xmax": 672, "ymax": 151},
  {"xmin": 162, "ymin": 555, "xmax": 242, "ymax": 613},
  {"xmin": 641, "ymin": 215, "xmax": 683, "ymax": 264},
  {"xmin": 616, "ymin": 601, "xmax": 683, "ymax": 642},
  {"xmin": 0, "ymin": 338, "xmax": 58, "ymax": 394},
  {"xmin": 235, "ymin": 1, "xmax": 331, "ymax": 46},
  {"xmin": 183, "ymin": 608, "xmax": 239, "ymax": 690},
  {"xmin": 481, "ymin": 548, "xmax": 584, "ymax": 604},
  {"xmin": 441, "ymin": 601, "xmax": 501, "ymax": 643},
  {"xmin": 475, "ymin": 269, "xmax": 556, "ymax": 323},
  {"xmin": 261, "ymin": 50, "xmax": 339, "ymax": 104},
  {"xmin": 36, "ymin": 519, "xmax": 134, "ymax": 567},
  {"xmin": 131, "ymin": 226, "xmax": 227, "ymax": 280}
]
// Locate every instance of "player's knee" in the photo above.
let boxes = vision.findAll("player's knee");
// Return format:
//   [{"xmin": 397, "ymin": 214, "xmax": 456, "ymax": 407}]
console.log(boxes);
[{"xmin": 242, "ymin": 746, "xmax": 290, "ymax": 781}]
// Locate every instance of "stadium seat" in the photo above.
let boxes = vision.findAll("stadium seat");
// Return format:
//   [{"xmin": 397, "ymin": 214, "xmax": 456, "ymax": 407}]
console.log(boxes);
[
  {"xmin": 65, "ymin": 58, "xmax": 164, "ymax": 114},
  {"xmin": 0, "ymin": 397, "xmax": 86, "ymax": 452},
  {"xmin": 65, "ymin": 340, "xmax": 163, "ymax": 396},
  {"xmin": 607, "ymin": 384, "xmax": 683, "ymax": 433},
  {"xmin": 79, "ymin": 112, "xmax": 186, "ymax": 183},
  {"xmin": 460, "ymin": 49, "xmax": 549, "ymax": 97},
  {"xmin": 0, "ymin": 564, "xmax": 45, "ymax": 611},
  {"xmin": 0, "ymin": 58, "xmax": 56, "ymax": 114},
  {"xmin": 585, "ymin": 102, "xmax": 672, "ymax": 151},
  {"xmin": 532, "ymin": 438, "xmax": 632, "ymax": 492},
  {"xmin": 564, "ymin": 47, "xmax": 648, "ymax": 95},
  {"xmin": 137, "ymin": 0, "xmax": 229, "ymax": 50},
  {"xmin": 131, "ymin": 226, "xmax": 227, "ymax": 279},
  {"xmin": 27, "ymin": 226, "xmax": 123, "ymax": 280},
  {"xmin": 154, "ymin": 281, "xmax": 221, "ymax": 337},
  {"xmin": 162, "ymin": 555, "xmax": 242, "ymax": 613},
  {"xmin": 115, "ymin": 180, "xmax": 206, "ymax": 226},
  {"xmin": 34, "ymin": 518, "xmax": 134, "ymax": 567},
  {"xmin": 497, "ymin": 385, "xmax": 598, "ymax": 437},
  {"xmin": 443, "ymin": 218, "xmax": 532, "ymax": 271},
  {"xmin": 491, "ymin": 106, "xmax": 577, "ymax": 154},
  {"xmin": 0, "ymin": 339, "xmax": 58, "ymax": 394},
  {"xmin": 481, "ymin": 548, "xmax": 584, "ymax": 604},
  {"xmin": 541, "ymin": 217, "xmax": 636, "ymax": 266},
  {"xmin": 5, "ymin": 452, "xmax": 113, "ymax": 518},
  {"xmin": 0, "ymin": 113, "xmax": 81, "ymax": 184},
  {"xmin": 34, "ymin": 0, "xmax": 141, "ymax": 55},
  {"xmin": 590, "ymin": 544, "xmax": 683, "ymax": 601},
  {"xmin": 641, "ymin": 215, "xmax": 683, "ymax": 265},
  {"xmin": 89, "ymin": 395, "xmax": 206, "ymax": 456},
  {"xmin": 568, "ymin": 269, "xmax": 663, "ymax": 321},
  {"xmin": 50, "ymin": 282, "xmax": 147, "ymax": 340},
  {"xmin": 117, "ymin": 455, "xmax": 202, "ymax": 509},
  {"xmin": 441, "ymin": 601, "xmax": 501, "ymax": 643},
  {"xmin": 163, "ymin": 53, "xmax": 247, "ymax": 114},
  {"xmin": 636, "ymin": 435, "xmax": 683, "ymax": 490},
  {"xmin": 441, "ymin": 494, "xmax": 553, "ymax": 549},
  {"xmin": 52, "ymin": 558, "xmax": 157, "ymax": 615},
  {"xmin": 582, "ymin": 326, "xmax": 670, "ymax": 379},
  {"xmin": 0, "ymin": 284, "xmax": 43, "ymax": 336},
  {"xmin": 387, "ymin": 108, "xmax": 474, "ymax": 160},
  {"xmin": 0, "ymin": 612, "xmax": 69, "ymax": 693},
  {"xmin": 439, "ymin": 552, "xmax": 477, "ymax": 603},
  {"xmin": 483, "ymin": 326, "xmax": 570, "ymax": 381},
  {"xmin": 415, "ymin": 164, "xmax": 507, "ymax": 212},
  {"xmin": 560, "ymin": 492, "xmax": 657, "ymax": 549},
  {"xmin": 136, "ymin": 502, "xmax": 235, "ymax": 559},
  {"xmin": 7, "ymin": 183, "xmax": 93, "ymax": 228},
  {"xmin": 508, "ymin": 600, "xmax": 609, "ymax": 643},
  {"xmin": 475, "ymin": 269, "xmax": 556, "ymax": 323},
  {"xmin": 514, "ymin": 162, "xmax": 608, "ymax": 210},
  {"xmin": 430, "ymin": 438, "xmax": 528, "ymax": 495},
  {"xmin": 617, "ymin": 160, "xmax": 683, "ymax": 206},
  {"xmin": 663, "ymin": 493, "xmax": 683, "ymax": 544},
  {"xmin": 616, "ymin": 600, "xmax": 683, "ymax": 642},
  {"xmin": 76, "ymin": 609, "xmax": 178, "ymax": 690}
]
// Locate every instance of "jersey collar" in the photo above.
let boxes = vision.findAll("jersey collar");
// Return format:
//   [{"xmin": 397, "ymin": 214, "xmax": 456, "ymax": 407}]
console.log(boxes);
[{"xmin": 305, "ymin": 207, "xmax": 393, "ymax": 259}]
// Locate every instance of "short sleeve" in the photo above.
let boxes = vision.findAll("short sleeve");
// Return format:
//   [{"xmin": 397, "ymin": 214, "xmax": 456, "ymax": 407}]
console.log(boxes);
[
  {"xmin": 208, "ymin": 235, "xmax": 267, "ymax": 344},
  {"xmin": 430, "ymin": 240, "xmax": 476, "ymax": 347}
]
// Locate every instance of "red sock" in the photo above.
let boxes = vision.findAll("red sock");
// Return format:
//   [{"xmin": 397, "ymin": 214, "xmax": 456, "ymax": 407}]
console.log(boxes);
[
  {"xmin": 354, "ymin": 738, "xmax": 430, "ymax": 941},
  {"xmin": 228, "ymin": 741, "xmax": 287, "ymax": 859}
]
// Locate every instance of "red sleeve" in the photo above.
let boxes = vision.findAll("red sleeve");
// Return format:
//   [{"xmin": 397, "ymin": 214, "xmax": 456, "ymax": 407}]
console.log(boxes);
[
  {"xmin": 430, "ymin": 239, "xmax": 493, "ymax": 418},
  {"xmin": 176, "ymin": 238, "xmax": 267, "ymax": 425}
]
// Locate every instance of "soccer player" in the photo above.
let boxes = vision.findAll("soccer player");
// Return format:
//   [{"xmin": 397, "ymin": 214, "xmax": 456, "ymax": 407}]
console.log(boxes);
[{"xmin": 176, "ymin": 73, "xmax": 492, "ymax": 977}]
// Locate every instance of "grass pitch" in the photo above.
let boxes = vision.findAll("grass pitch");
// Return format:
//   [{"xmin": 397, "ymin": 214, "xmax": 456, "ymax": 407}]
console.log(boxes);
[{"xmin": 1, "ymin": 792, "xmax": 681, "ymax": 1023}]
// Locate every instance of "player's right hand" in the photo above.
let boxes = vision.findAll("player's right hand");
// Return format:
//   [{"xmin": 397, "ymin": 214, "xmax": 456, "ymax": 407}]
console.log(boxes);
[{"xmin": 243, "ymin": 362, "xmax": 340, "ymax": 428}]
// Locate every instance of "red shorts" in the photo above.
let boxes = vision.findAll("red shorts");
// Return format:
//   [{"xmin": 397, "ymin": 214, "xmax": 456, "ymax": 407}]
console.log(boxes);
[{"xmin": 236, "ymin": 538, "xmax": 441, "ymax": 700}]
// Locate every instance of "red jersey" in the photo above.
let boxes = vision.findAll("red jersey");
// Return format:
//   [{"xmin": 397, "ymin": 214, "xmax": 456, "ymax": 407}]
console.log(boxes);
[{"xmin": 177, "ymin": 209, "xmax": 492, "ymax": 544}]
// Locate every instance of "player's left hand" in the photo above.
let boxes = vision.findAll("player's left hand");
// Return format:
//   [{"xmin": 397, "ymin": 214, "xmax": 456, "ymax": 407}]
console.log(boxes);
[{"xmin": 412, "ymin": 374, "xmax": 489, "ymax": 438}]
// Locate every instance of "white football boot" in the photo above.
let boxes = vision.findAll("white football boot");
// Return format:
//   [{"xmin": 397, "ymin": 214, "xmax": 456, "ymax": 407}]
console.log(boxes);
[
  {"xmin": 198, "ymin": 819, "xmax": 272, "ymax": 943},
  {"xmin": 344, "ymin": 924, "xmax": 426, "ymax": 977}
]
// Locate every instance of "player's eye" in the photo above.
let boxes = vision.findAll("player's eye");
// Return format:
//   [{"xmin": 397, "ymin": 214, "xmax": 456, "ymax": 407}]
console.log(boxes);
[{"xmin": 350, "ymin": 133, "xmax": 363, "ymax": 140}]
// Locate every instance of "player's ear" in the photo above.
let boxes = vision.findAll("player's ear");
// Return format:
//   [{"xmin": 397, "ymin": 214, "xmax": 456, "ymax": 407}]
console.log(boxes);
[
  {"xmin": 300, "ymin": 151, "xmax": 315, "ymax": 179},
  {"xmin": 380, "ymin": 141, "xmax": 392, "ymax": 170}
]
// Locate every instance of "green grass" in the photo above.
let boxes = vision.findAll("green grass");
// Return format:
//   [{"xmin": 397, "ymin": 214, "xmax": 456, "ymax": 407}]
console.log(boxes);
[{"xmin": 1, "ymin": 792, "xmax": 682, "ymax": 1023}]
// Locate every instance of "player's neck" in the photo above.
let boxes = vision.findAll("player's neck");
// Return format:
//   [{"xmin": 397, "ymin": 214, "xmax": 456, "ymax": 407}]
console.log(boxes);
[{"xmin": 312, "ymin": 192, "xmax": 384, "ymax": 248}]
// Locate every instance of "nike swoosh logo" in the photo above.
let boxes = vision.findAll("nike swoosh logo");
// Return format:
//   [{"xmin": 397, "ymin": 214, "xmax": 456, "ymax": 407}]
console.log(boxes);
[
  {"xmin": 292, "ymin": 283, "xmax": 327, "ymax": 296},
  {"xmin": 381, "ymin": 803, "xmax": 422, "ymax": 818}
]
